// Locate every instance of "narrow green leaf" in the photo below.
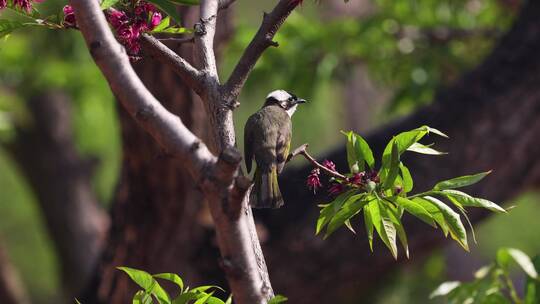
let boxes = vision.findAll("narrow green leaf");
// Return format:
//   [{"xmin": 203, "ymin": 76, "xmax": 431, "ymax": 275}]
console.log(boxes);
[
  {"xmin": 147, "ymin": 0, "xmax": 182, "ymax": 23},
  {"xmin": 371, "ymin": 199, "xmax": 398, "ymax": 259},
  {"xmin": 156, "ymin": 27, "xmax": 192, "ymax": 34},
  {"xmin": 325, "ymin": 194, "xmax": 370, "ymax": 236},
  {"xmin": 434, "ymin": 171, "xmax": 492, "ymax": 190},
  {"xmin": 172, "ymin": 291, "xmax": 199, "ymax": 304},
  {"xmin": 399, "ymin": 163, "xmax": 413, "ymax": 193},
  {"xmin": 342, "ymin": 131, "xmax": 360, "ymax": 172},
  {"xmin": 386, "ymin": 206, "xmax": 409, "ymax": 258},
  {"xmin": 438, "ymin": 189, "xmax": 506, "ymax": 213},
  {"xmin": 413, "ymin": 197, "xmax": 449, "ymax": 236},
  {"xmin": 392, "ymin": 196, "xmax": 435, "ymax": 227},
  {"xmin": 316, "ymin": 190, "xmax": 355, "ymax": 235},
  {"xmin": 382, "ymin": 140, "xmax": 400, "ymax": 189},
  {"xmin": 167, "ymin": 0, "xmax": 200, "ymax": 5},
  {"xmin": 354, "ymin": 133, "xmax": 375, "ymax": 169},
  {"xmin": 153, "ymin": 273, "xmax": 184, "ymax": 292},
  {"xmin": 424, "ymin": 126, "xmax": 449, "ymax": 138},
  {"xmin": 193, "ymin": 292, "xmax": 213, "ymax": 304},
  {"xmin": 364, "ymin": 203, "xmax": 374, "ymax": 251},
  {"xmin": 75, "ymin": 299, "xmax": 82, "ymax": 304},
  {"xmin": 224, "ymin": 295, "xmax": 233, "ymax": 304},
  {"xmin": 422, "ymin": 196, "xmax": 468, "ymax": 251},
  {"xmin": 205, "ymin": 297, "xmax": 225, "ymax": 304},
  {"xmin": 190, "ymin": 285, "xmax": 224, "ymax": 293},
  {"xmin": 268, "ymin": 295, "xmax": 288, "ymax": 304},
  {"xmin": 407, "ymin": 142, "xmax": 446, "ymax": 155},
  {"xmin": 100, "ymin": 0, "xmax": 120, "ymax": 9}
]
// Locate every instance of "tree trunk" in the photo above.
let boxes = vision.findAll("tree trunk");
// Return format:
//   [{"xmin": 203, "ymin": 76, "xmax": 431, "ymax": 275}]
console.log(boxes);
[
  {"xmin": 7, "ymin": 92, "xmax": 109, "ymax": 298},
  {"xmin": 85, "ymin": 8, "xmax": 234, "ymax": 303},
  {"xmin": 258, "ymin": 1, "xmax": 540, "ymax": 302}
]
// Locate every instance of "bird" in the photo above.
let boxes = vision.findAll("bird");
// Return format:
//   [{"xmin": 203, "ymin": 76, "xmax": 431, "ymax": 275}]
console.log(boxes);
[{"xmin": 244, "ymin": 90, "xmax": 307, "ymax": 208}]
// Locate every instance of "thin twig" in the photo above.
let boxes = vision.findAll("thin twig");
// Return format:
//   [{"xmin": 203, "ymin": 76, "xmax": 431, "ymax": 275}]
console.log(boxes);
[
  {"xmin": 222, "ymin": 0, "xmax": 301, "ymax": 102},
  {"xmin": 157, "ymin": 36, "xmax": 195, "ymax": 44},
  {"xmin": 289, "ymin": 144, "xmax": 348, "ymax": 180}
]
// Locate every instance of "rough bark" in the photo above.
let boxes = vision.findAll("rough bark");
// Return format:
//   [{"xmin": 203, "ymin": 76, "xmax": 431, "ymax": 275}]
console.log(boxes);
[
  {"xmin": 84, "ymin": 7, "xmax": 237, "ymax": 303},
  {"xmin": 6, "ymin": 92, "xmax": 109, "ymax": 298},
  {"xmin": 256, "ymin": 1, "xmax": 540, "ymax": 302}
]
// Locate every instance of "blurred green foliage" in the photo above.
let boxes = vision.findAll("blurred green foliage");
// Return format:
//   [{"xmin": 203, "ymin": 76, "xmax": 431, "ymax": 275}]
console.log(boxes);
[{"xmin": 0, "ymin": 0, "xmax": 537, "ymax": 303}]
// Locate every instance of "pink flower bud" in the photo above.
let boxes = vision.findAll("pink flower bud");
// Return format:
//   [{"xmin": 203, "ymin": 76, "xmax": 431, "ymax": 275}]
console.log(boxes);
[
  {"xmin": 62, "ymin": 5, "xmax": 77, "ymax": 28},
  {"xmin": 13, "ymin": 0, "xmax": 32, "ymax": 13},
  {"xmin": 322, "ymin": 160, "xmax": 336, "ymax": 172},
  {"xmin": 149, "ymin": 11, "xmax": 162, "ymax": 30},
  {"xmin": 306, "ymin": 168, "xmax": 322, "ymax": 193},
  {"xmin": 0, "ymin": 0, "xmax": 7, "ymax": 10}
]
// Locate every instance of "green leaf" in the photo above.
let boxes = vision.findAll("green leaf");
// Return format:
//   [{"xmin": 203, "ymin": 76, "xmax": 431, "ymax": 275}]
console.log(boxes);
[
  {"xmin": 422, "ymin": 196, "xmax": 468, "ymax": 251},
  {"xmin": 117, "ymin": 267, "xmax": 171, "ymax": 304},
  {"xmin": 341, "ymin": 131, "xmax": 374, "ymax": 172},
  {"xmin": 370, "ymin": 199, "xmax": 398, "ymax": 259},
  {"xmin": 193, "ymin": 292, "xmax": 213, "ymax": 304},
  {"xmin": 406, "ymin": 142, "xmax": 446, "ymax": 155},
  {"xmin": 133, "ymin": 290, "xmax": 153, "ymax": 304},
  {"xmin": 155, "ymin": 27, "xmax": 192, "ymax": 34},
  {"xmin": 147, "ymin": 0, "xmax": 182, "ymax": 23},
  {"xmin": 153, "ymin": 273, "xmax": 184, "ymax": 292},
  {"xmin": 364, "ymin": 203, "xmax": 374, "ymax": 251},
  {"xmin": 268, "ymin": 295, "xmax": 288, "ymax": 304},
  {"xmin": 75, "ymin": 299, "xmax": 82, "ymax": 304},
  {"xmin": 434, "ymin": 171, "xmax": 492, "ymax": 190},
  {"xmin": 0, "ymin": 19, "xmax": 26, "ymax": 38},
  {"xmin": 424, "ymin": 126, "xmax": 449, "ymax": 138},
  {"xmin": 399, "ymin": 163, "xmax": 413, "ymax": 193},
  {"xmin": 325, "ymin": 194, "xmax": 371, "ymax": 236},
  {"xmin": 167, "ymin": 0, "xmax": 200, "ymax": 5},
  {"xmin": 438, "ymin": 189, "xmax": 506, "ymax": 213},
  {"xmin": 430, "ymin": 281, "xmax": 461, "ymax": 298},
  {"xmin": 386, "ymin": 205, "xmax": 409, "ymax": 258},
  {"xmin": 224, "ymin": 295, "xmax": 233, "ymax": 304},
  {"xmin": 391, "ymin": 196, "xmax": 435, "ymax": 227},
  {"xmin": 190, "ymin": 286, "xmax": 224, "ymax": 293},
  {"xmin": 316, "ymin": 190, "xmax": 355, "ymax": 235},
  {"xmin": 413, "ymin": 197, "xmax": 449, "ymax": 236},
  {"xmin": 151, "ymin": 16, "xmax": 170, "ymax": 33},
  {"xmin": 525, "ymin": 256, "xmax": 540, "ymax": 304},
  {"xmin": 497, "ymin": 248, "xmax": 538, "ymax": 279},
  {"xmin": 172, "ymin": 291, "xmax": 199, "ymax": 304},
  {"xmin": 382, "ymin": 140, "xmax": 400, "ymax": 189},
  {"xmin": 100, "ymin": 0, "xmax": 120, "ymax": 9}
]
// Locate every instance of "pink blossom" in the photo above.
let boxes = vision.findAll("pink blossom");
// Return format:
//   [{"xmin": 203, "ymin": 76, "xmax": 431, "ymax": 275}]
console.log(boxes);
[
  {"xmin": 0, "ymin": 0, "xmax": 7, "ymax": 10},
  {"xmin": 107, "ymin": 9, "xmax": 129, "ymax": 28},
  {"xmin": 322, "ymin": 160, "xmax": 336, "ymax": 172},
  {"xmin": 62, "ymin": 5, "xmax": 76, "ymax": 28},
  {"xmin": 348, "ymin": 172, "xmax": 365, "ymax": 185},
  {"xmin": 306, "ymin": 168, "xmax": 322, "ymax": 193},
  {"xmin": 149, "ymin": 11, "xmax": 162, "ymax": 30},
  {"xmin": 13, "ymin": 0, "xmax": 32, "ymax": 13}
]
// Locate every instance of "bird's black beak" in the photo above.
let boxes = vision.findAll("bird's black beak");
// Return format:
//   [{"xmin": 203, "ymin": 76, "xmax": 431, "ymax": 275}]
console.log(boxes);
[{"xmin": 294, "ymin": 98, "xmax": 307, "ymax": 105}]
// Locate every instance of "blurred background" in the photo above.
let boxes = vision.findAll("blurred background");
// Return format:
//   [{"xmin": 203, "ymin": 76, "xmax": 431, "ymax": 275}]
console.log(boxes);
[{"xmin": 1, "ymin": 0, "xmax": 539, "ymax": 303}]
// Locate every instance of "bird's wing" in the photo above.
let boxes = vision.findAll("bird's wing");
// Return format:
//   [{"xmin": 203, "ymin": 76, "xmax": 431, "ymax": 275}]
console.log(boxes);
[
  {"xmin": 276, "ymin": 115, "xmax": 292, "ymax": 174},
  {"xmin": 244, "ymin": 114, "xmax": 256, "ymax": 174}
]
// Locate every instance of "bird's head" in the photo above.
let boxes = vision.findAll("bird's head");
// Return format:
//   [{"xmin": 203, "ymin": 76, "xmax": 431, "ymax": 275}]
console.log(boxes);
[{"xmin": 264, "ymin": 90, "xmax": 306, "ymax": 117}]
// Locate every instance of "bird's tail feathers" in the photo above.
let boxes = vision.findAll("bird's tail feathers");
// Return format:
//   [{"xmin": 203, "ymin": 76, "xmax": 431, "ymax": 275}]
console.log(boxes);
[{"xmin": 250, "ymin": 166, "xmax": 284, "ymax": 209}]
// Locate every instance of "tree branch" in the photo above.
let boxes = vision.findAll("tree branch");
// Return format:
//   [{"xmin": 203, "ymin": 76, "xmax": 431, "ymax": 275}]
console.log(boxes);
[
  {"xmin": 140, "ymin": 34, "xmax": 204, "ymax": 94},
  {"xmin": 222, "ymin": 0, "xmax": 301, "ymax": 102},
  {"xmin": 218, "ymin": 0, "xmax": 236, "ymax": 11},
  {"xmin": 288, "ymin": 144, "xmax": 347, "ymax": 179},
  {"xmin": 70, "ymin": 1, "xmax": 274, "ymax": 303},
  {"xmin": 194, "ymin": 0, "xmax": 219, "ymax": 80},
  {"xmin": 70, "ymin": 0, "xmax": 216, "ymax": 182}
]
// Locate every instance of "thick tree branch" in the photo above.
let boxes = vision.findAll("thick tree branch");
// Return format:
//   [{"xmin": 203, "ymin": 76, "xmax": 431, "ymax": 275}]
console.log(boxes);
[
  {"xmin": 70, "ymin": 0, "xmax": 216, "ymax": 182},
  {"xmin": 71, "ymin": 1, "xmax": 273, "ymax": 303},
  {"xmin": 222, "ymin": 0, "xmax": 301, "ymax": 102},
  {"xmin": 140, "ymin": 34, "xmax": 204, "ymax": 94}
]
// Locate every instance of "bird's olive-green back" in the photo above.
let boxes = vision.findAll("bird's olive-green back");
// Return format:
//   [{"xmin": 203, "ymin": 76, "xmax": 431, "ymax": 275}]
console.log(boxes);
[{"xmin": 244, "ymin": 105, "xmax": 292, "ymax": 174}]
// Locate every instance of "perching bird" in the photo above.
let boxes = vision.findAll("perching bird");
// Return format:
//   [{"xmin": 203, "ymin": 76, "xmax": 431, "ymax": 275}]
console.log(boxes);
[{"xmin": 244, "ymin": 90, "xmax": 306, "ymax": 208}]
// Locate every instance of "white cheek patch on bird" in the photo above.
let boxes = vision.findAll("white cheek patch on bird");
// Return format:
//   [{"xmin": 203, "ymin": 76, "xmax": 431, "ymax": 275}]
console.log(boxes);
[{"xmin": 286, "ymin": 104, "xmax": 298, "ymax": 117}]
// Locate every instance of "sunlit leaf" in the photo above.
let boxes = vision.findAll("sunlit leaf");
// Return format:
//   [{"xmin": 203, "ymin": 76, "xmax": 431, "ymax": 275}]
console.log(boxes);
[
  {"xmin": 316, "ymin": 190, "xmax": 355, "ymax": 235},
  {"xmin": 132, "ymin": 290, "xmax": 153, "ymax": 304},
  {"xmin": 364, "ymin": 203, "xmax": 374, "ymax": 251},
  {"xmin": 370, "ymin": 199, "xmax": 398, "ymax": 259},
  {"xmin": 413, "ymin": 197, "xmax": 449, "ymax": 236},
  {"xmin": 382, "ymin": 140, "xmax": 399, "ymax": 189},
  {"xmin": 151, "ymin": 16, "xmax": 170, "ymax": 33},
  {"xmin": 430, "ymin": 281, "xmax": 461, "ymax": 298},
  {"xmin": 497, "ymin": 248, "xmax": 538, "ymax": 278},
  {"xmin": 524, "ymin": 256, "xmax": 540, "ymax": 304},
  {"xmin": 386, "ymin": 205, "xmax": 409, "ymax": 258},
  {"xmin": 399, "ymin": 162, "xmax": 413, "ymax": 192},
  {"xmin": 407, "ymin": 142, "xmax": 446, "ymax": 155},
  {"xmin": 154, "ymin": 272, "xmax": 184, "ymax": 292},
  {"xmin": 325, "ymin": 194, "xmax": 370, "ymax": 236},
  {"xmin": 117, "ymin": 267, "xmax": 170, "ymax": 304},
  {"xmin": 434, "ymin": 171, "xmax": 492, "ymax": 190},
  {"xmin": 438, "ymin": 189, "xmax": 506, "ymax": 213},
  {"xmin": 268, "ymin": 295, "xmax": 288, "ymax": 303},
  {"xmin": 391, "ymin": 196, "xmax": 435, "ymax": 227},
  {"xmin": 422, "ymin": 196, "xmax": 468, "ymax": 251}
]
